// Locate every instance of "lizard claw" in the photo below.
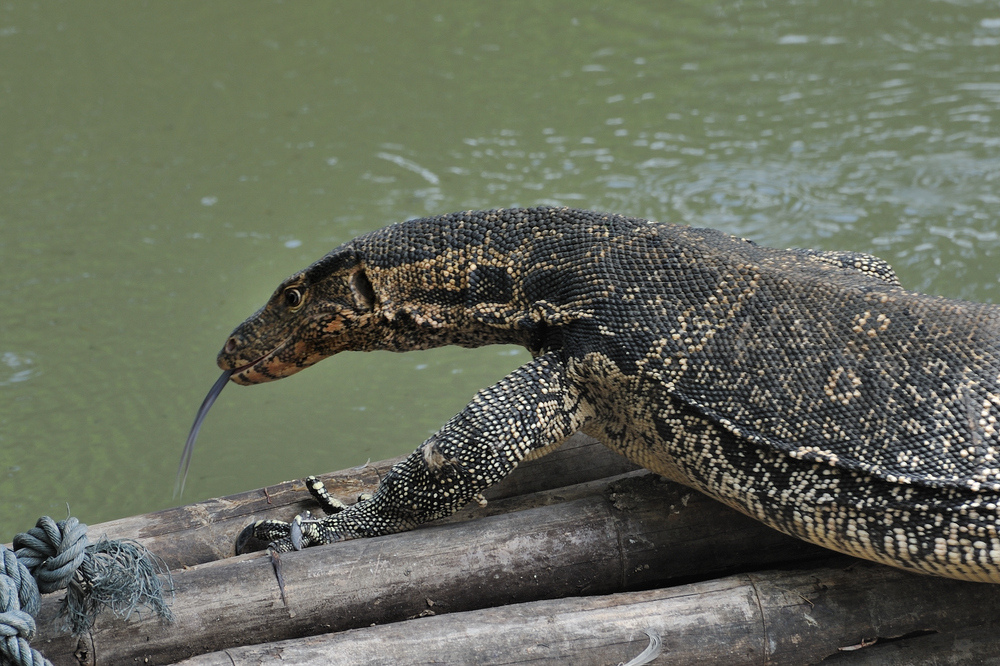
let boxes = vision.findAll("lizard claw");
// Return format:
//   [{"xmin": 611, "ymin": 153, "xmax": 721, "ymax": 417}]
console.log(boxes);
[
  {"xmin": 290, "ymin": 510, "xmax": 327, "ymax": 550},
  {"xmin": 235, "ymin": 518, "xmax": 305, "ymax": 554},
  {"xmin": 235, "ymin": 521, "xmax": 269, "ymax": 554}
]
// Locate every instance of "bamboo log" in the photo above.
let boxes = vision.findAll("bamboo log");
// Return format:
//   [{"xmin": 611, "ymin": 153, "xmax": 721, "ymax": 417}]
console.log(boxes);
[
  {"xmin": 86, "ymin": 433, "xmax": 638, "ymax": 569},
  {"xmin": 827, "ymin": 625, "xmax": 1000, "ymax": 666},
  {"xmin": 171, "ymin": 562, "xmax": 1000, "ymax": 666},
  {"xmin": 33, "ymin": 473, "xmax": 824, "ymax": 665}
]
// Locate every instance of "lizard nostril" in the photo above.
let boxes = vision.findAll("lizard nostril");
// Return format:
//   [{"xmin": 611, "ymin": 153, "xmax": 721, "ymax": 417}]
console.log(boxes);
[{"xmin": 225, "ymin": 337, "xmax": 238, "ymax": 354}]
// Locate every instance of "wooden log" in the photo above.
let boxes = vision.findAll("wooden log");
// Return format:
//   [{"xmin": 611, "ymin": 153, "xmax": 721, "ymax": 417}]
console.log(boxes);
[
  {"xmin": 173, "ymin": 562, "xmax": 1000, "ymax": 666},
  {"xmin": 33, "ymin": 473, "xmax": 825, "ymax": 665},
  {"xmin": 825, "ymin": 625, "xmax": 1000, "ymax": 666},
  {"xmin": 87, "ymin": 433, "xmax": 639, "ymax": 569}
]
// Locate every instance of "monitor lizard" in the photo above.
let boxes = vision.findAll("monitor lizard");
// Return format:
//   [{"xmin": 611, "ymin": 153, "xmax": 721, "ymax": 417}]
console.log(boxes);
[{"xmin": 212, "ymin": 207, "xmax": 1000, "ymax": 582}]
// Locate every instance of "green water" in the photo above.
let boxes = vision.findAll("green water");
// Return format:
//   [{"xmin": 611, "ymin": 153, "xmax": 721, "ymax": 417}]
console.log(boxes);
[{"xmin": 1, "ymin": 1, "xmax": 998, "ymax": 537}]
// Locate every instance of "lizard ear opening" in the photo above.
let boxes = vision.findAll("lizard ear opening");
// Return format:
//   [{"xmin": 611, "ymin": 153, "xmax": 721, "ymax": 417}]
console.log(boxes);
[{"xmin": 349, "ymin": 266, "xmax": 376, "ymax": 311}]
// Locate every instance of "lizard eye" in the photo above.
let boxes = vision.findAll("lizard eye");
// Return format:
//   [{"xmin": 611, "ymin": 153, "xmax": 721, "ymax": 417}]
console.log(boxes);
[{"xmin": 284, "ymin": 287, "xmax": 303, "ymax": 309}]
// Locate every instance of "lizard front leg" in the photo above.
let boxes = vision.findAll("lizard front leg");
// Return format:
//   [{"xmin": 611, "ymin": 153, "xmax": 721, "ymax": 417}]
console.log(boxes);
[{"xmin": 238, "ymin": 351, "xmax": 588, "ymax": 553}]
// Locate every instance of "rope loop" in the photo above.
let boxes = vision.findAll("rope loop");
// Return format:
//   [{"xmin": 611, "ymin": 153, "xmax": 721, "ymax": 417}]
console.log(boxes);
[
  {"xmin": 0, "ymin": 549, "xmax": 39, "ymax": 619},
  {"xmin": 0, "ymin": 577, "xmax": 36, "ymax": 641},
  {"xmin": 0, "ymin": 634, "xmax": 49, "ymax": 666},
  {"xmin": 12, "ymin": 517, "xmax": 89, "ymax": 595},
  {"xmin": 0, "ymin": 515, "xmax": 173, "ymax": 666},
  {"xmin": 0, "ymin": 563, "xmax": 49, "ymax": 666}
]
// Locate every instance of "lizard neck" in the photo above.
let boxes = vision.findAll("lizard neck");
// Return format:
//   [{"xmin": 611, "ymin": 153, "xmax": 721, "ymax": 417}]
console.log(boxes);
[
  {"xmin": 355, "ymin": 210, "xmax": 580, "ymax": 355},
  {"xmin": 364, "ymin": 259, "xmax": 544, "ymax": 353}
]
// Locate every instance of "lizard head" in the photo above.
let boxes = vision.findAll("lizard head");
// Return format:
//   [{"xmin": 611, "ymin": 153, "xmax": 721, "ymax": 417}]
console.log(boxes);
[
  {"xmin": 178, "ymin": 247, "xmax": 377, "ymax": 495},
  {"xmin": 217, "ymin": 248, "xmax": 378, "ymax": 385}
]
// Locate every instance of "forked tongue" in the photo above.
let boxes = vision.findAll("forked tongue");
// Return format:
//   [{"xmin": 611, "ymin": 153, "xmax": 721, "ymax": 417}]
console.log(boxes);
[{"xmin": 175, "ymin": 369, "xmax": 233, "ymax": 498}]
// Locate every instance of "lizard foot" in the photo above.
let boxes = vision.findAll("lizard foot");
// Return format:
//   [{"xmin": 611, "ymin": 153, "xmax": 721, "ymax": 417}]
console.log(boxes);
[
  {"xmin": 235, "ymin": 476, "xmax": 372, "ymax": 554},
  {"xmin": 236, "ymin": 511, "xmax": 366, "ymax": 553}
]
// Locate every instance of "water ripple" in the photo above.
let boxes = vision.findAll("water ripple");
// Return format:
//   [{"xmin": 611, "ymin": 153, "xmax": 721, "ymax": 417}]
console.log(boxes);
[{"xmin": 0, "ymin": 352, "xmax": 37, "ymax": 387}]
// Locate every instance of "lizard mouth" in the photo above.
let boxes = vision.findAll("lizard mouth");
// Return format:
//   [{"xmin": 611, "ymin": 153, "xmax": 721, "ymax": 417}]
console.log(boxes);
[{"xmin": 226, "ymin": 343, "xmax": 289, "ymax": 385}]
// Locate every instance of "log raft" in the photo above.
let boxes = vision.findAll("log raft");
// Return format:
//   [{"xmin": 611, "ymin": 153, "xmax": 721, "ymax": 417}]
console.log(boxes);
[
  {"xmin": 27, "ymin": 434, "xmax": 1000, "ymax": 665},
  {"xmin": 87, "ymin": 433, "xmax": 639, "ymax": 570},
  {"xmin": 174, "ymin": 564, "xmax": 1000, "ymax": 666}
]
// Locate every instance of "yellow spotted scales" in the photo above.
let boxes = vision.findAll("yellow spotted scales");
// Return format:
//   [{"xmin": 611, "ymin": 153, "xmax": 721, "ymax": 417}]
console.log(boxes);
[{"xmin": 219, "ymin": 207, "xmax": 1000, "ymax": 582}]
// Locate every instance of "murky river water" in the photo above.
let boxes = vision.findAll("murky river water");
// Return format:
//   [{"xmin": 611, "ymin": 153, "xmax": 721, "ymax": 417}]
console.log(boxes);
[{"xmin": 1, "ymin": 1, "xmax": 998, "ymax": 535}]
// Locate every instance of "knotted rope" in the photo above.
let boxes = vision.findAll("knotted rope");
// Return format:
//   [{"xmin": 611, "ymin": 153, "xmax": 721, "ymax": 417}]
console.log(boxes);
[{"xmin": 0, "ymin": 516, "xmax": 173, "ymax": 666}]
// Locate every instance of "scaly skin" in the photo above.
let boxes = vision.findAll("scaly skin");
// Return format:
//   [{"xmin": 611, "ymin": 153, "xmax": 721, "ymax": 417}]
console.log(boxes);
[{"xmin": 221, "ymin": 207, "xmax": 1000, "ymax": 582}]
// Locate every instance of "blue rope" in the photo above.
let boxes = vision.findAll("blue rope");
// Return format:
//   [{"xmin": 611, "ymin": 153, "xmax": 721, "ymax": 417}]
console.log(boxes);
[
  {"xmin": 12, "ymin": 518, "xmax": 88, "ymax": 596},
  {"xmin": 0, "ymin": 516, "xmax": 173, "ymax": 666},
  {"xmin": 0, "ymin": 547, "xmax": 45, "ymax": 666}
]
